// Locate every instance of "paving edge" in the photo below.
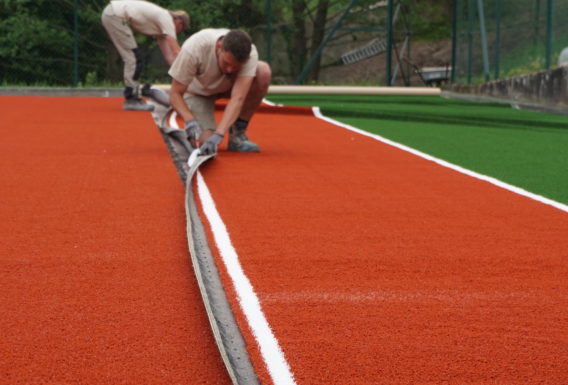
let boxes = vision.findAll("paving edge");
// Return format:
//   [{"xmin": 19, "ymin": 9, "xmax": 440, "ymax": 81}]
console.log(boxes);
[{"xmin": 0, "ymin": 87, "xmax": 123, "ymax": 97}]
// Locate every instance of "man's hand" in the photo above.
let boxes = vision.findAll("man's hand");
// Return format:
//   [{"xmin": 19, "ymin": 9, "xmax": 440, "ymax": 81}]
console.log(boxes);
[
  {"xmin": 185, "ymin": 119, "xmax": 202, "ymax": 146},
  {"xmin": 200, "ymin": 133, "xmax": 224, "ymax": 155}
]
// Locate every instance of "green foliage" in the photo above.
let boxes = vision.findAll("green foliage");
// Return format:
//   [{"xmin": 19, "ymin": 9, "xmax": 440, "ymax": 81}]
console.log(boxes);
[
  {"xmin": 0, "ymin": 0, "xmax": 110, "ymax": 86},
  {"xmin": 0, "ymin": 0, "xmax": 273, "ymax": 86},
  {"xmin": 0, "ymin": 0, "xmax": 457, "ymax": 86},
  {"xmin": 83, "ymin": 71, "xmax": 98, "ymax": 87},
  {"xmin": 453, "ymin": 0, "xmax": 568, "ymax": 83},
  {"xmin": 1, "ymin": 1, "xmax": 72, "ymax": 84},
  {"xmin": 411, "ymin": 0, "xmax": 452, "ymax": 40},
  {"xmin": 497, "ymin": 39, "xmax": 568, "ymax": 80}
]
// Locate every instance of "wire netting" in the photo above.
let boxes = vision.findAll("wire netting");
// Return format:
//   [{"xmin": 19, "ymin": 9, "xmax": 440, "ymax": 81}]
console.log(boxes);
[
  {"xmin": 453, "ymin": 0, "xmax": 568, "ymax": 84},
  {"xmin": 0, "ymin": 0, "xmax": 420, "ymax": 88}
]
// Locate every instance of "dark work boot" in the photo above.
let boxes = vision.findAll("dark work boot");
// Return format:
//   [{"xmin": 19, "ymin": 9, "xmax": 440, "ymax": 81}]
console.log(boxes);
[
  {"xmin": 227, "ymin": 119, "xmax": 259, "ymax": 152},
  {"xmin": 123, "ymin": 86, "xmax": 154, "ymax": 111}
]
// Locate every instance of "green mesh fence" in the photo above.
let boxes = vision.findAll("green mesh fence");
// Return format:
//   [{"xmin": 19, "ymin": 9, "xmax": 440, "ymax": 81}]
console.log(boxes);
[
  {"xmin": 453, "ymin": 0, "xmax": 568, "ymax": 84},
  {"xmin": 0, "ymin": 0, "xmax": 207, "ymax": 87},
  {"xmin": 1, "ymin": 0, "xmax": 110, "ymax": 87},
  {"xmin": 1, "ymin": 0, "xmax": 414, "ymax": 88}
]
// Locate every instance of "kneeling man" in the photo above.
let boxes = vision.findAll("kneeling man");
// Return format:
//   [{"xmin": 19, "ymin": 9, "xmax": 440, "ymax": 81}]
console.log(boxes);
[{"xmin": 169, "ymin": 28, "xmax": 271, "ymax": 154}]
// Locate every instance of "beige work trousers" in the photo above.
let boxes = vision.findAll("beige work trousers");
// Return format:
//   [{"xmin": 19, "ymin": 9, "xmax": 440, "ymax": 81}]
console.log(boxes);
[
  {"xmin": 101, "ymin": 4, "xmax": 140, "ymax": 88},
  {"xmin": 184, "ymin": 93, "xmax": 220, "ymax": 132}
]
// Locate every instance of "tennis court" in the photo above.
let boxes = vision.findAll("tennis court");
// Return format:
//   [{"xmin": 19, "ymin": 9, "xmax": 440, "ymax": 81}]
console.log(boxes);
[{"xmin": 1, "ymin": 93, "xmax": 567, "ymax": 385}]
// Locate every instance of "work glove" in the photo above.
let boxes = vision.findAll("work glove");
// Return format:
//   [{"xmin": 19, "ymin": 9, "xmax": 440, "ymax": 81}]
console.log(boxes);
[
  {"xmin": 185, "ymin": 119, "xmax": 202, "ymax": 147},
  {"xmin": 200, "ymin": 133, "xmax": 224, "ymax": 155}
]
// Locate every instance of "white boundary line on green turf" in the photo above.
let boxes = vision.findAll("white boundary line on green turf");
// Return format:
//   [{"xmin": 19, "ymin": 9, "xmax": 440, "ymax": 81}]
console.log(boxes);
[
  {"xmin": 312, "ymin": 107, "xmax": 568, "ymax": 214},
  {"xmin": 196, "ymin": 172, "xmax": 297, "ymax": 385}
]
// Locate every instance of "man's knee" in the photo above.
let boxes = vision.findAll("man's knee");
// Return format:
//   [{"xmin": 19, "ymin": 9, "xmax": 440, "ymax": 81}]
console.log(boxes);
[
  {"xmin": 253, "ymin": 61, "xmax": 271, "ymax": 92},
  {"xmin": 185, "ymin": 94, "xmax": 217, "ymax": 132}
]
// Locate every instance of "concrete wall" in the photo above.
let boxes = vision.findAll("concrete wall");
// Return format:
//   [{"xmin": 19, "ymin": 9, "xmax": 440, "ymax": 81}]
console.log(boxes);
[{"xmin": 449, "ymin": 66, "xmax": 568, "ymax": 109}]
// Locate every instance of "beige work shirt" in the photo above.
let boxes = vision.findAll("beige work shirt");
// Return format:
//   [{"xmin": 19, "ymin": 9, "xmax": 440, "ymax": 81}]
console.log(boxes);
[
  {"xmin": 168, "ymin": 28, "xmax": 258, "ymax": 96},
  {"xmin": 110, "ymin": 0, "xmax": 175, "ymax": 37}
]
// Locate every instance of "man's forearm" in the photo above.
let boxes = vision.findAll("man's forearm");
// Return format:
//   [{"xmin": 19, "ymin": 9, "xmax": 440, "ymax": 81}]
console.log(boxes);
[
  {"xmin": 166, "ymin": 35, "xmax": 181, "ymax": 63},
  {"xmin": 158, "ymin": 36, "xmax": 180, "ymax": 66},
  {"xmin": 169, "ymin": 90, "xmax": 194, "ymax": 123},
  {"xmin": 216, "ymin": 98, "xmax": 244, "ymax": 135},
  {"xmin": 215, "ymin": 76, "xmax": 253, "ymax": 135}
]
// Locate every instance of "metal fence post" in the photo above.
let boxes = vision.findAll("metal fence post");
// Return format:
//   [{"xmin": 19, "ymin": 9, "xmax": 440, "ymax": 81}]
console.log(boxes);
[
  {"xmin": 73, "ymin": 0, "xmax": 79, "ymax": 87},
  {"xmin": 494, "ymin": 0, "xmax": 501, "ymax": 79},
  {"xmin": 294, "ymin": 0, "xmax": 357, "ymax": 84},
  {"xmin": 545, "ymin": 0, "xmax": 553, "ymax": 68},
  {"xmin": 476, "ymin": 0, "xmax": 490, "ymax": 82},
  {"xmin": 534, "ymin": 0, "xmax": 541, "ymax": 47},
  {"xmin": 265, "ymin": 0, "xmax": 272, "ymax": 65},
  {"xmin": 467, "ymin": 0, "xmax": 473, "ymax": 83},
  {"xmin": 451, "ymin": 0, "xmax": 458, "ymax": 83},
  {"xmin": 386, "ymin": 0, "xmax": 394, "ymax": 86}
]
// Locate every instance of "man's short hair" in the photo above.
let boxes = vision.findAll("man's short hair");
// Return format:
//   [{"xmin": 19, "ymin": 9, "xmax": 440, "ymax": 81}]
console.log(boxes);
[
  {"xmin": 222, "ymin": 30, "xmax": 252, "ymax": 62},
  {"xmin": 170, "ymin": 10, "xmax": 190, "ymax": 31}
]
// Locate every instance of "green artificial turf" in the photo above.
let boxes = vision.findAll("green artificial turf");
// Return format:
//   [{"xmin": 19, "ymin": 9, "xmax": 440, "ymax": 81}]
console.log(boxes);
[{"xmin": 267, "ymin": 94, "xmax": 568, "ymax": 206}]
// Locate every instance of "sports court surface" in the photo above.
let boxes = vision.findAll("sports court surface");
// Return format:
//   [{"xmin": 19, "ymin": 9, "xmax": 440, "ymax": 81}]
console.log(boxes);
[{"xmin": 1, "ymin": 94, "xmax": 567, "ymax": 385}]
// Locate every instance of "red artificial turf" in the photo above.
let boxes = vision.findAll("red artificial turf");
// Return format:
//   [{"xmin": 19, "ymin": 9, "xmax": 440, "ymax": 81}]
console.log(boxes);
[
  {"xmin": 0, "ymin": 96, "xmax": 231, "ymax": 385},
  {"xmin": 3, "ymin": 95, "xmax": 567, "ymax": 385},
  {"xmin": 196, "ymin": 103, "xmax": 568, "ymax": 385}
]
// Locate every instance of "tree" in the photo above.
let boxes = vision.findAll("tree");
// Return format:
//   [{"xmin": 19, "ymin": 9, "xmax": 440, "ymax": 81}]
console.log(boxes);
[
  {"xmin": 277, "ymin": 0, "xmax": 387, "ymax": 83},
  {"xmin": 0, "ymin": 0, "xmax": 444, "ymax": 86},
  {"xmin": 279, "ymin": 0, "xmax": 331, "ymax": 83}
]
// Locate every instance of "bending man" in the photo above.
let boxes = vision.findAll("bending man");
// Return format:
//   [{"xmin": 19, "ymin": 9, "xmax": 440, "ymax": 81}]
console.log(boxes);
[
  {"xmin": 102, "ymin": 0, "xmax": 189, "ymax": 111},
  {"xmin": 168, "ymin": 28, "xmax": 271, "ymax": 154}
]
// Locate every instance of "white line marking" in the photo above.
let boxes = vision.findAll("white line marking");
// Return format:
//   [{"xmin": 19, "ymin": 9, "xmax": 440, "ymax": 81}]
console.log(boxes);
[
  {"xmin": 262, "ymin": 98, "xmax": 283, "ymax": 107},
  {"xmin": 196, "ymin": 172, "xmax": 297, "ymax": 385},
  {"xmin": 187, "ymin": 148, "xmax": 201, "ymax": 168},
  {"xmin": 169, "ymin": 109, "xmax": 178, "ymax": 128},
  {"xmin": 176, "ymin": 108, "xmax": 294, "ymax": 383},
  {"xmin": 312, "ymin": 107, "xmax": 568, "ymax": 214}
]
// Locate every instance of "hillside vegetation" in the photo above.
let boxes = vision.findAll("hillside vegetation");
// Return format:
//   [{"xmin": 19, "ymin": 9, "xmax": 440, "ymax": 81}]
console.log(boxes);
[{"xmin": 0, "ymin": 0, "xmax": 453, "ymax": 86}]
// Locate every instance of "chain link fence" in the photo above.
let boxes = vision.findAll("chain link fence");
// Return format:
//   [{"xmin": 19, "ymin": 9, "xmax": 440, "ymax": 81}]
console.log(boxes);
[
  {"xmin": 0, "ymin": 0, "xmax": 199, "ymax": 87},
  {"xmin": 1, "ymin": 0, "xmax": 423, "ymax": 88},
  {"xmin": 452, "ymin": 0, "xmax": 568, "ymax": 84}
]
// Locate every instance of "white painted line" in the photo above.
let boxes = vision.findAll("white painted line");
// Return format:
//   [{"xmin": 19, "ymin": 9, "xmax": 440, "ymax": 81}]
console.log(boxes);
[
  {"xmin": 187, "ymin": 148, "xmax": 201, "ymax": 168},
  {"xmin": 196, "ymin": 172, "xmax": 297, "ymax": 385},
  {"xmin": 262, "ymin": 98, "xmax": 285, "ymax": 107},
  {"xmin": 312, "ymin": 107, "xmax": 568, "ymax": 214},
  {"xmin": 169, "ymin": 109, "xmax": 178, "ymax": 128}
]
